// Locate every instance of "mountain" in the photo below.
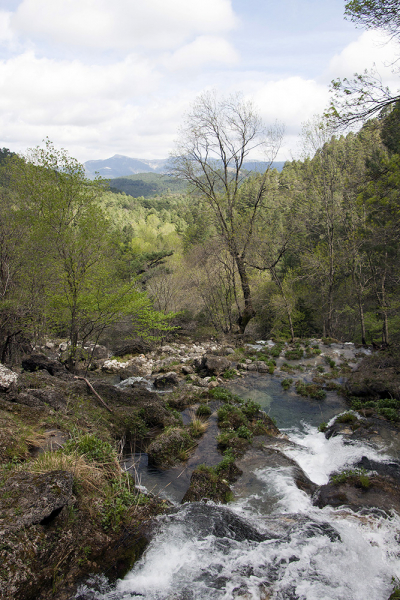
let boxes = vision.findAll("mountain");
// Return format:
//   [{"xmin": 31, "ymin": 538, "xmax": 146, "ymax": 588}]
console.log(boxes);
[
  {"xmin": 84, "ymin": 155, "xmax": 285, "ymax": 180},
  {"xmin": 84, "ymin": 155, "xmax": 169, "ymax": 179}
]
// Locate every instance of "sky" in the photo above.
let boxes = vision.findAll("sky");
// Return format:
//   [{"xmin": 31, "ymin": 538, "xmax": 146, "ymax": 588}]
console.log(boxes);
[{"xmin": 0, "ymin": 0, "xmax": 399, "ymax": 163}]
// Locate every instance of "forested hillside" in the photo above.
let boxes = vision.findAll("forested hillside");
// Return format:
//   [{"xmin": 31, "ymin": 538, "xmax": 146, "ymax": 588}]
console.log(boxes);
[{"xmin": 1, "ymin": 100, "xmax": 400, "ymax": 364}]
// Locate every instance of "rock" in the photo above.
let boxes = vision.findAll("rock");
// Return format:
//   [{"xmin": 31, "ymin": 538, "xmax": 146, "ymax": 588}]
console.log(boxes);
[
  {"xmin": 84, "ymin": 344, "xmax": 109, "ymax": 359},
  {"xmin": 181, "ymin": 468, "xmax": 233, "ymax": 504},
  {"xmin": 0, "ymin": 470, "xmax": 73, "ymax": 533},
  {"xmin": 254, "ymin": 361, "xmax": 269, "ymax": 373},
  {"xmin": 0, "ymin": 363, "xmax": 18, "ymax": 391},
  {"xmin": 201, "ymin": 355, "xmax": 231, "ymax": 375},
  {"xmin": 153, "ymin": 371, "xmax": 179, "ymax": 387},
  {"xmin": 182, "ymin": 365, "xmax": 194, "ymax": 375},
  {"xmin": 22, "ymin": 353, "xmax": 66, "ymax": 377},
  {"xmin": 27, "ymin": 388, "xmax": 66, "ymax": 411},
  {"xmin": 314, "ymin": 466, "xmax": 400, "ymax": 514},
  {"xmin": 147, "ymin": 428, "xmax": 193, "ymax": 467},
  {"xmin": 223, "ymin": 347, "xmax": 236, "ymax": 355},
  {"xmin": 59, "ymin": 342, "xmax": 69, "ymax": 352}
]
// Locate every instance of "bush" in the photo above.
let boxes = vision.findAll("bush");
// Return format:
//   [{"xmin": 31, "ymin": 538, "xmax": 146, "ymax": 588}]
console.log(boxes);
[
  {"xmin": 196, "ymin": 404, "xmax": 212, "ymax": 417},
  {"xmin": 285, "ymin": 349, "xmax": 303, "ymax": 360},
  {"xmin": 335, "ymin": 412, "xmax": 358, "ymax": 424},
  {"xmin": 63, "ymin": 433, "xmax": 115, "ymax": 465},
  {"xmin": 236, "ymin": 425, "xmax": 253, "ymax": 441},
  {"xmin": 241, "ymin": 399, "xmax": 261, "ymax": 419},
  {"xmin": 281, "ymin": 378, "xmax": 292, "ymax": 390}
]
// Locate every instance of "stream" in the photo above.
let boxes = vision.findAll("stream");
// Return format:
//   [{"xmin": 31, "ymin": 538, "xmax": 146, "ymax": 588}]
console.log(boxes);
[{"xmin": 75, "ymin": 372, "xmax": 400, "ymax": 600}]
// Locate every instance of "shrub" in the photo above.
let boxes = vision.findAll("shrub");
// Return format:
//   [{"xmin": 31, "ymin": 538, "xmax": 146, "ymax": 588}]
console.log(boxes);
[
  {"xmin": 285, "ymin": 349, "xmax": 303, "ymax": 360},
  {"xmin": 241, "ymin": 399, "xmax": 261, "ymax": 419},
  {"xmin": 281, "ymin": 378, "xmax": 292, "ymax": 390},
  {"xmin": 196, "ymin": 404, "xmax": 212, "ymax": 417},
  {"xmin": 236, "ymin": 425, "xmax": 253, "ymax": 441},
  {"xmin": 335, "ymin": 412, "xmax": 358, "ymax": 424},
  {"xmin": 318, "ymin": 422, "xmax": 328, "ymax": 432},
  {"xmin": 223, "ymin": 368, "xmax": 237, "ymax": 380}
]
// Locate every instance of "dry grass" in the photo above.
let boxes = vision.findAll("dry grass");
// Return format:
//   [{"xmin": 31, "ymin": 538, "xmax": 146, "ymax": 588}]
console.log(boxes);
[
  {"xmin": 189, "ymin": 410, "xmax": 209, "ymax": 438},
  {"xmin": 14, "ymin": 451, "xmax": 108, "ymax": 494}
]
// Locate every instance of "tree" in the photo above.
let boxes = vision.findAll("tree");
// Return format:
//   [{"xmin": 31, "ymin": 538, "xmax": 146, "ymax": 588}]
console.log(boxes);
[
  {"xmin": 345, "ymin": 0, "xmax": 400, "ymax": 41},
  {"xmin": 171, "ymin": 91, "xmax": 284, "ymax": 333},
  {"xmin": 328, "ymin": 1, "xmax": 400, "ymax": 127},
  {"xmin": 6, "ymin": 140, "xmax": 174, "ymax": 368}
]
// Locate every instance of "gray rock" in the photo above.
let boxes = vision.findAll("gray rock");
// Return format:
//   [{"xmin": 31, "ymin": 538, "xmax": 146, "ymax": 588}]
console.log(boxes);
[
  {"xmin": 182, "ymin": 365, "xmax": 193, "ymax": 375},
  {"xmin": 202, "ymin": 355, "xmax": 231, "ymax": 375},
  {"xmin": 0, "ymin": 363, "xmax": 18, "ymax": 391},
  {"xmin": 0, "ymin": 470, "xmax": 73, "ymax": 533},
  {"xmin": 27, "ymin": 388, "xmax": 66, "ymax": 411}
]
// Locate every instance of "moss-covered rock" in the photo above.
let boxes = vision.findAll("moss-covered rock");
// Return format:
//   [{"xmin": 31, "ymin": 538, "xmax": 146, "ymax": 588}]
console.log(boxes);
[{"xmin": 147, "ymin": 428, "xmax": 194, "ymax": 467}]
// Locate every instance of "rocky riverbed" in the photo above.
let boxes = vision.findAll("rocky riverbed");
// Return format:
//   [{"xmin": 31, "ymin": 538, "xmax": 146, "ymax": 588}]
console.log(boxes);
[{"xmin": 0, "ymin": 337, "xmax": 399, "ymax": 599}]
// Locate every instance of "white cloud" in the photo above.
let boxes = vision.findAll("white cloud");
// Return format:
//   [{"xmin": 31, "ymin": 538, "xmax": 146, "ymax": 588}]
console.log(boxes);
[
  {"xmin": 0, "ymin": 51, "xmax": 159, "ymax": 117},
  {"xmin": 249, "ymin": 77, "xmax": 329, "ymax": 129},
  {"xmin": 165, "ymin": 35, "xmax": 239, "ymax": 71},
  {"xmin": 327, "ymin": 30, "xmax": 400, "ymax": 88},
  {"xmin": 0, "ymin": 11, "xmax": 17, "ymax": 48},
  {"xmin": 11, "ymin": 0, "xmax": 238, "ymax": 52}
]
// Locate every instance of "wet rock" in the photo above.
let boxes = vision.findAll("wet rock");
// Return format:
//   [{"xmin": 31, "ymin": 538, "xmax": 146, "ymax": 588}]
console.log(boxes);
[
  {"xmin": 0, "ymin": 363, "xmax": 18, "ymax": 391},
  {"xmin": 22, "ymin": 353, "xmax": 67, "ymax": 377},
  {"xmin": 202, "ymin": 355, "xmax": 231, "ymax": 375},
  {"xmin": 314, "ymin": 471, "xmax": 400, "ymax": 514},
  {"xmin": 181, "ymin": 468, "xmax": 233, "ymax": 504},
  {"xmin": 0, "ymin": 470, "xmax": 73, "ymax": 533},
  {"xmin": 153, "ymin": 371, "xmax": 179, "ymax": 387}
]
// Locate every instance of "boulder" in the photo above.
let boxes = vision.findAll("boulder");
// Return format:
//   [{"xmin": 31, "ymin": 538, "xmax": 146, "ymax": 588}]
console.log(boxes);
[
  {"xmin": 153, "ymin": 371, "xmax": 179, "ymax": 387},
  {"xmin": 0, "ymin": 363, "xmax": 18, "ymax": 391},
  {"xmin": 201, "ymin": 355, "xmax": 231, "ymax": 375},
  {"xmin": 27, "ymin": 388, "xmax": 66, "ymax": 411},
  {"xmin": 181, "ymin": 468, "xmax": 233, "ymax": 504},
  {"xmin": 147, "ymin": 428, "xmax": 192, "ymax": 467},
  {"xmin": 22, "ymin": 354, "xmax": 66, "ymax": 377},
  {"xmin": 0, "ymin": 470, "xmax": 73, "ymax": 533}
]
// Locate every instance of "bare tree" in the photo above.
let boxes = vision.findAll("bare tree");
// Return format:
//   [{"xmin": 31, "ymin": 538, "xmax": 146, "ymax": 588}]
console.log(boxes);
[{"xmin": 171, "ymin": 91, "xmax": 284, "ymax": 333}]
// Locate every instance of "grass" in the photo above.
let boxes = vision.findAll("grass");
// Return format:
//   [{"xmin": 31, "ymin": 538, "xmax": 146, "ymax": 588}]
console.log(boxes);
[
  {"xmin": 281, "ymin": 378, "xmax": 293, "ymax": 390},
  {"xmin": 331, "ymin": 467, "xmax": 370, "ymax": 489},
  {"xmin": 295, "ymin": 380, "xmax": 326, "ymax": 400},
  {"xmin": 188, "ymin": 411, "xmax": 208, "ymax": 437}
]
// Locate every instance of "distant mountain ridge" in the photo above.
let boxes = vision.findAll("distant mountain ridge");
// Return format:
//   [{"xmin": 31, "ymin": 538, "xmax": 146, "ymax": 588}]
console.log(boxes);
[{"xmin": 84, "ymin": 154, "xmax": 285, "ymax": 180}]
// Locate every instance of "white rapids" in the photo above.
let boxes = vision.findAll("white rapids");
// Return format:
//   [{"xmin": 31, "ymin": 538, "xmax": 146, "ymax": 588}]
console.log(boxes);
[{"xmin": 75, "ymin": 425, "xmax": 400, "ymax": 600}]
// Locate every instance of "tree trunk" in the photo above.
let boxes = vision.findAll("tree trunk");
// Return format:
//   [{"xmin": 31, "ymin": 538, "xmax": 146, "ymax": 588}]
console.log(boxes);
[{"xmin": 235, "ymin": 254, "xmax": 255, "ymax": 334}]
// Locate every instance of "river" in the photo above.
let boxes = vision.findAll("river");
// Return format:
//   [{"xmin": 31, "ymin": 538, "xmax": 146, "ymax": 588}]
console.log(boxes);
[{"xmin": 75, "ymin": 371, "xmax": 400, "ymax": 600}]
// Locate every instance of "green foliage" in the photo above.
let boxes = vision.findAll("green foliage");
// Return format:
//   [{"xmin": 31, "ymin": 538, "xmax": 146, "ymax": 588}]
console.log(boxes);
[
  {"xmin": 241, "ymin": 399, "xmax": 262, "ymax": 419},
  {"xmin": 335, "ymin": 412, "xmax": 358, "ymax": 424},
  {"xmin": 295, "ymin": 380, "xmax": 326, "ymax": 399},
  {"xmin": 236, "ymin": 425, "xmax": 253, "ymax": 441},
  {"xmin": 196, "ymin": 404, "xmax": 212, "ymax": 417},
  {"xmin": 331, "ymin": 467, "xmax": 370, "ymax": 489},
  {"xmin": 63, "ymin": 433, "xmax": 115, "ymax": 464},
  {"xmin": 222, "ymin": 368, "xmax": 237, "ymax": 380},
  {"xmin": 281, "ymin": 378, "xmax": 293, "ymax": 390},
  {"xmin": 285, "ymin": 348, "xmax": 304, "ymax": 360},
  {"xmin": 318, "ymin": 422, "xmax": 328, "ymax": 432}
]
